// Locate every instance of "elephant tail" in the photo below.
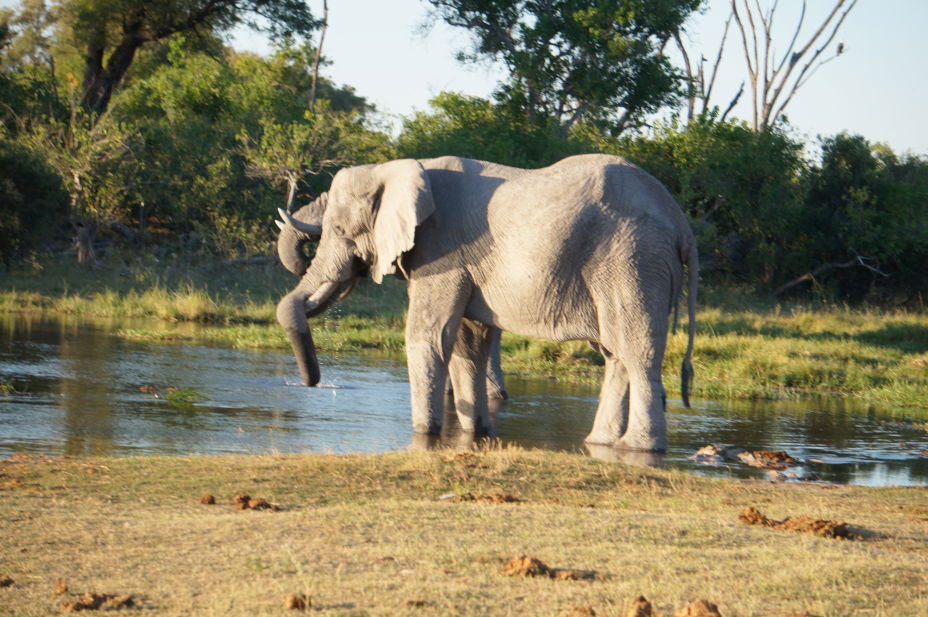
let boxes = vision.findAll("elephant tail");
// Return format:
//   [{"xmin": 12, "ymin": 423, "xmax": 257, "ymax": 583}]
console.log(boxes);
[{"xmin": 680, "ymin": 241, "xmax": 698, "ymax": 408}]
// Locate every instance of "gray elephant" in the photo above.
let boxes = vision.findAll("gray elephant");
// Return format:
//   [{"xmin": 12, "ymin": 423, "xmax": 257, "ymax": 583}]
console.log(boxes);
[
  {"xmin": 276, "ymin": 154, "xmax": 697, "ymax": 451},
  {"xmin": 275, "ymin": 192, "xmax": 508, "ymax": 402}
]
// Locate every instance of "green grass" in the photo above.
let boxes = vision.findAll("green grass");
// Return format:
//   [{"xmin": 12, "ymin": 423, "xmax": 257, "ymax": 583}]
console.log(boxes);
[
  {"xmin": 3, "ymin": 256, "xmax": 928, "ymax": 412},
  {"xmin": 1, "ymin": 449, "xmax": 926, "ymax": 616}
]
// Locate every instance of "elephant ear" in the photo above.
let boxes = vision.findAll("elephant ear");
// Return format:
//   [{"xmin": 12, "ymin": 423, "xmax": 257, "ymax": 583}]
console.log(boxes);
[{"xmin": 370, "ymin": 159, "xmax": 435, "ymax": 284}]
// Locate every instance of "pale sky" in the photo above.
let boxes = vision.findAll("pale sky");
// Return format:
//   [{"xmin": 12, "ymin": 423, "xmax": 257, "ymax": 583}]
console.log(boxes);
[{"xmin": 233, "ymin": 0, "xmax": 928, "ymax": 156}]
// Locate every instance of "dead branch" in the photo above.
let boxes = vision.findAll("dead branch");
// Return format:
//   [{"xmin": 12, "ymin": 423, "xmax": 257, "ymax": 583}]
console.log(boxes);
[
  {"xmin": 773, "ymin": 252, "xmax": 888, "ymax": 297},
  {"xmin": 720, "ymin": 81, "xmax": 744, "ymax": 122},
  {"xmin": 308, "ymin": 0, "xmax": 328, "ymax": 113},
  {"xmin": 702, "ymin": 11, "xmax": 733, "ymax": 115}
]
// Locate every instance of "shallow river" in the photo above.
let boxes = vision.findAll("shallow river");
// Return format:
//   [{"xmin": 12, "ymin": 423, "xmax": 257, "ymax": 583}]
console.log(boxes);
[{"xmin": 1, "ymin": 316, "xmax": 926, "ymax": 486}]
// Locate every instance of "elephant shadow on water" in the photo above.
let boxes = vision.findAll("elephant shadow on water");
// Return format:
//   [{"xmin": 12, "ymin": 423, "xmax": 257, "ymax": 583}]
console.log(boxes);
[{"xmin": 275, "ymin": 154, "xmax": 697, "ymax": 453}]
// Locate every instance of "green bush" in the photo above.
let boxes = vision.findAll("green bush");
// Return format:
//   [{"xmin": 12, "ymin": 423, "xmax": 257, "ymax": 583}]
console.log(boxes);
[{"xmin": 0, "ymin": 139, "xmax": 69, "ymax": 267}]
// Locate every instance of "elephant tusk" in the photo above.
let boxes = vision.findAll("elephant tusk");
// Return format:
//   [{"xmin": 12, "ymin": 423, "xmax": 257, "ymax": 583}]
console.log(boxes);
[
  {"xmin": 278, "ymin": 208, "xmax": 322, "ymax": 238},
  {"xmin": 274, "ymin": 219, "xmax": 286, "ymax": 231}
]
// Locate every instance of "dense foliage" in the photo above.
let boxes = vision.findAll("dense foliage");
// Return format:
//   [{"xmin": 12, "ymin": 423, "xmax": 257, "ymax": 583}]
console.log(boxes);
[
  {"xmin": 425, "ymin": 0, "xmax": 703, "ymax": 136},
  {"xmin": 1, "ymin": 1, "xmax": 925, "ymax": 304}
]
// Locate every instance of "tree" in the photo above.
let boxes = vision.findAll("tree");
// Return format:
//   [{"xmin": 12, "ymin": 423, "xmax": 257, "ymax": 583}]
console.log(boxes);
[
  {"xmin": 0, "ymin": 137, "xmax": 69, "ymax": 268},
  {"xmin": 240, "ymin": 108, "xmax": 392, "ymax": 214},
  {"xmin": 673, "ymin": 0, "xmax": 857, "ymax": 130},
  {"xmin": 782, "ymin": 133, "xmax": 928, "ymax": 301},
  {"xmin": 19, "ymin": 104, "xmax": 139, "ymax": 266},
  {"xmin": 397, "ymin": 91, "xmax": 591, "ymax": 167},
  {"xmin": 730, "ymin": 0, "xmax": 857, "ymax": 131},
  {"xmin": 50, "ymin": 0, "xmax": 320, "ymax": 113},
  {"xmin": 426, "ymin": 0, "xmax": 704, "ymax": 135},
  {"xmin": 616, "ymin": 115, "xmax": 805, "ymax": 284}
]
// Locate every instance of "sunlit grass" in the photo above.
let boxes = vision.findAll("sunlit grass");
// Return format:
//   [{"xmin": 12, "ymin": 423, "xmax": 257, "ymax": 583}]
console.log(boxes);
[{"xmin": 1, "ymin": 449, "xmax": 927, "ymax": 616}]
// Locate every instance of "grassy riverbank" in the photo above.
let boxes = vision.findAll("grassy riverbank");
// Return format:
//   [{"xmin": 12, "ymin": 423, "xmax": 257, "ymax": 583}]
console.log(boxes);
[
  {"xmin": 2, "ymin": 258, "xmax": 928, "ymax": 412},
  {"xmin": 1, "ymin": 449, "xmax": 926, "ymax": 617}
]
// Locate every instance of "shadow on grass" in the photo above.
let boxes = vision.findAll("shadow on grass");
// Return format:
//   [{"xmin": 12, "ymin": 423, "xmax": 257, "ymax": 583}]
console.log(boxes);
[{"xmin": 708, "ymin": 316, "xmax": 928, "ymax": 355}]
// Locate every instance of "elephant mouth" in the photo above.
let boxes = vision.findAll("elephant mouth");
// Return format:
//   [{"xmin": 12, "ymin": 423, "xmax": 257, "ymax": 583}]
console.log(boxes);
[{"xmin": 306, "ymin": 276, "xmax": 360, "ymax": 318}]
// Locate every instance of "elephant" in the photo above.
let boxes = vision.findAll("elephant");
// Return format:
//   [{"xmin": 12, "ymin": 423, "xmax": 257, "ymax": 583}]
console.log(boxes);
[
  {"xmin": 275, "ymin": 154, "xmax": 697, "ymax": 451},
  {"xmin": 274, "ymin": 192, "xmax": 508, "ymax": 401}
]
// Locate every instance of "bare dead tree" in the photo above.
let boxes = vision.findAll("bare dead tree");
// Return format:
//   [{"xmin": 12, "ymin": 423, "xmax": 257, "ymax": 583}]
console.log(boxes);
[
  {"xmin": 730, "ymin": 0, "xmax": 857, "ymax": 131},
  {"xmin": 674, "ymin": 10, "xmax": 743, "ymax": 123},
  {"xmin": 308, "ymin": 0, "xmax": 329, "ymax": 113}
]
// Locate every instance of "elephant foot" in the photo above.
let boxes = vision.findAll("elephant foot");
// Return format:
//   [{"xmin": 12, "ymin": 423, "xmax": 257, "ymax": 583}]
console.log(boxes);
[
  {"xmin": 586, "ymin": 444, "xmax": 665, "ymax": 467},
  {"xmin": 412, "ymin": 422, "xmax": 442, "ymax": 436},
  {"xmin": 488, "ymin": 387, "xmax": 508, "ymax": 401},
  {"xmin": 583, "ymin": 430, "xmax": 619, "ymax": 446},
  {"xmin": 614, "ymin": 434, "xmax": 667, "ymax": 453},
  {"xmin": 408, "ymin": 433, "xmax": 441, "ymax": 451}
]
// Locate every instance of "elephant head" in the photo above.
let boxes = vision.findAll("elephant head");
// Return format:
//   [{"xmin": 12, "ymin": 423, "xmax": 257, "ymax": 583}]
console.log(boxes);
[
  {"xmin": 275, "ymin": 193, "xmax": 328, "ymax": 277},
  {"xmin": 276, "ymin": 159, "xmax": 435, "ymax": 386}
]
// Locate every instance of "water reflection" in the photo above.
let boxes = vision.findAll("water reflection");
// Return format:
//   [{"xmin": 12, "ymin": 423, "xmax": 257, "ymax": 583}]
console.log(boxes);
[{"xmin": 1, "ymin": 315, "xmax": 926, "ymax": 486}]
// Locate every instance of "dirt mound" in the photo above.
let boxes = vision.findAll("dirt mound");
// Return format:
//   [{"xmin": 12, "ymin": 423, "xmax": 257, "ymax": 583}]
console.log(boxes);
[
  {"xmin": 248, "ymin": 498, "xmax": 273, "ymax": 510},
  {"xmin": 692, "ymin": 445, "xmax": 801, "ymax": 471},
  {"xmin": 503, "ymin": 555, "xmax": 550, "ymax": 577},
  {"xmin": 54, "ymin": 578, "xmax": 68, "ymax": 595},
  {"xmin": 625, "ymin": 595, "xmax": 653, "ymax": 617},
  {"xmin": 231, "ymin": 494, "xmax": 279, "ymax": 511},
  {"xmin": 674, "ymin": 599, "xmax": 722, "ymax": 617},
  {"xmin": 692, "ymin": 445, "xmax": 726, "ymax": 464},
  {"xmin": 739, "ymin": 506, "xmax": 859, "ymax": 539},
  {"xmin": 283, "ymin": 592, "xmax": 309, "ymax": 610},
  {"xmin": 736, "ymin": 450, "xmax": 797, "ymax": 470},
  {"xmin": 61, "ymin": 592, "xmax": 136, "ymax": 611},
  {"xmin": 502, "ymin": 555, "xmax": 601, "ymax": 581}
]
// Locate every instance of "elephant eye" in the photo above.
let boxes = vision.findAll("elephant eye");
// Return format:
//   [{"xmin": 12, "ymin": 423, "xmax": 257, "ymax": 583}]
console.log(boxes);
[{"xmin": 333, "ymin": 224, "xmax": 345, "ymax": 237}]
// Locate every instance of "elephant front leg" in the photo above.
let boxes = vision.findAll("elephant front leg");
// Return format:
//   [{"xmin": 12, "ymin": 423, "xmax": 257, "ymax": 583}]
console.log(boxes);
[
  {"xmin": 406, "ymin": 341, "xmax": 452, "ymax": 434},
  {"xmin": 405, "ymin": 274, "xmax": 470, "ymax": 435},
  {"xmin": 448, "ymin": 319, "xmax": 493, "ymax": 435},
  {"xmin": 585, "ymin": 348, "xmax": 630, "ymax": 445}
]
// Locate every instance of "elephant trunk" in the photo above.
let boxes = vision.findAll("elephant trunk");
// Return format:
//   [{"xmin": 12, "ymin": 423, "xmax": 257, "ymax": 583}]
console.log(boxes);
[
  {"xmin": 286, "ymin": 326, "xmax": 320, "ymax": 387},
  {"xmin": 276, "ymin": 225, "xmax": 313, "ymax": 276},
  {"xmin": 276, "ymin": 280, "xmax": 341, "ymax": 387},
  {"xmin": 275, "ymin": 206, "xmax": 323, "ymax": 276},
  {"xmin": 277, "ymin": 292, "xmax": 320, "ymax": 386}
]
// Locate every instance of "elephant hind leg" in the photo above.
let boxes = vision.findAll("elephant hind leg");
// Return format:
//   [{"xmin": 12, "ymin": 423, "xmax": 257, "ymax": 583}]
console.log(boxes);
[
  {"xmin": 606, "ymin": 270, "xmax": 672, "ymax": 452},
  {"xmin": 584, "ymin": 347, "xmax": 629, "ymax": 446},
  {"xmin": 486, "ymin": 327, "xmax": 508, "ymax": 400}
]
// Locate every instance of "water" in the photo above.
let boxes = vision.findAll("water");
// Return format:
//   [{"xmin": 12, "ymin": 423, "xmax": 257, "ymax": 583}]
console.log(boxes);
[{"xmin": 1, "ymin": 315, "xmax": 927, "ymax": 486}]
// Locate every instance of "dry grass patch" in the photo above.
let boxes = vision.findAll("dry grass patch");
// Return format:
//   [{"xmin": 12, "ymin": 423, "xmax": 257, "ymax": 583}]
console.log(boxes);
[{"xmin": 0, "ymin": 449, "xmax": 926, "ymax": 616}]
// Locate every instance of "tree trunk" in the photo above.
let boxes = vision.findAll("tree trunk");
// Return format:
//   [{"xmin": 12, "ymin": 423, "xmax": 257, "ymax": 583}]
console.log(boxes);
[
  {"xmin": 308, "ymin": 0, "xmax": 328, "ymax": 113},
  {"xmin": 74, "ymin": 220, "xmax": 98, "ymax": 267},
  {"xmin": 81, "ymin": 32, "xmax": 144, "ymax": 113}
]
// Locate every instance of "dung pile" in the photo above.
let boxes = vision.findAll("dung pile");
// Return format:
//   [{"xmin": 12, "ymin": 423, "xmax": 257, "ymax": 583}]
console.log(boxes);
[
  {"xmin": 502, "ymin": 555, "xmax": 602, "ymax": 581},
  {"xmin": 738, "ymin": 506, "xmax": 860, "ymax": 539}
]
